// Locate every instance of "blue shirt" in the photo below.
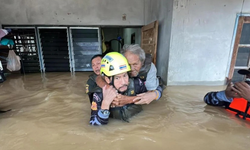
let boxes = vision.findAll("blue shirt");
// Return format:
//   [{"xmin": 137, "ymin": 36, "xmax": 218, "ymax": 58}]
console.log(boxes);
[{"xmin": 204, "ymin": 91, "xmax": 233, "ymax": 106}]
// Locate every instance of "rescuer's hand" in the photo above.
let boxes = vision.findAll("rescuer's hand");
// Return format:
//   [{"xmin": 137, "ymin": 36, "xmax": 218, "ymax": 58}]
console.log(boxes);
[{"xmin": 233, "ymin": 81, "xmax": 250, "ymax": 101}]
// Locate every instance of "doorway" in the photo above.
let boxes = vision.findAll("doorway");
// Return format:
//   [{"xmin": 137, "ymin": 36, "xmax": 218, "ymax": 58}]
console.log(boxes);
[{"xmin": 101, "ymin": 27, "xmax": 141, "ymax": 53}]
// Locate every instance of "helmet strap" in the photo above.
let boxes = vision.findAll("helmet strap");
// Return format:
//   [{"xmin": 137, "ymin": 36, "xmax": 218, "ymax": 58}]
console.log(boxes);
[
  {"xmin": 109, "ymin": 76, "xmax": 114, "ymax": 87},
  {"xmin": 108, "ymin": 76, "xmax": 120, "ymax": 92}
]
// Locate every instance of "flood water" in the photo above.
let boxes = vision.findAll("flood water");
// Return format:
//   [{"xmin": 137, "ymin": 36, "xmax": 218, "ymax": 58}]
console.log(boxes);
[{"xmin": 0, "ymin": 72, "xmax": 249, "ymax": 150}]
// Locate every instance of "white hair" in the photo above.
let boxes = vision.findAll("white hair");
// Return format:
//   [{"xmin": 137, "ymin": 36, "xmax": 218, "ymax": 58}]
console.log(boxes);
[{"xmin": 121, "ymin": 44, "xmax": 146, "ymax": 63}]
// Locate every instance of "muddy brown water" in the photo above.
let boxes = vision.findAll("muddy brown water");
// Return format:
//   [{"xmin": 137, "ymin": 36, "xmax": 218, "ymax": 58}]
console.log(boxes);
[{"xmin": 0, "ymin": 72, "xmax": 249, "ymax": 150}]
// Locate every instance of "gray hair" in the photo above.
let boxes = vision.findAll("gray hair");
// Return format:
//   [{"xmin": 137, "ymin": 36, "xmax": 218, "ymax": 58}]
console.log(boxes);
[{"xmin": 121, "ymin": 44, "xmax": 146, "ymax": 63}]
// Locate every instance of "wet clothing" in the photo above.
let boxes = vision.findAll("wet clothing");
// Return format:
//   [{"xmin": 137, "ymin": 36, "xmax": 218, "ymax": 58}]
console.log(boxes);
[
  {"xmin": 86, "ymin": 73, "xmax": 98, "ymax": 103},
  {"xmin": 109, "ymin": 104, "xmax": 143, "ymax": 122},
  {"xmin": 137, "ymin": 54, "xmax": 162, "ymax": 100},
  {"xmin": 204, "ymin": 91, "xmax": 233, "ymax": 106},
  {"xmin": 89, "ymin": 77, "xmax": 147, "ymax": 126},
  {"xmin": 138, "ymin": 54, "xmax": 152, "ymax": 82},
  {"xmin": 204, "ymin": 91, "xmax": 250, "ymax": 120}
]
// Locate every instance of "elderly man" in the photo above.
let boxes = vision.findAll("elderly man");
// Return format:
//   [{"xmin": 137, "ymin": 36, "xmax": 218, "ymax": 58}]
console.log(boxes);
[
  {"xmin": 89, "ymin": 52, "xmax": 147, "ymax": 125},
  {"xmin": 86, "ymin": 54, "xmax": 102, "ymax": 103},
  {"xmin": 204, "ymin": 68, "xmax": 250, "ymax": 120},
  {"xmin": 121, "ymin": 44, "xmax": 162, "ymax": 104},
  {"xmin": 96, "ymin": 44, "xmax": 163, "ymax": 106}
]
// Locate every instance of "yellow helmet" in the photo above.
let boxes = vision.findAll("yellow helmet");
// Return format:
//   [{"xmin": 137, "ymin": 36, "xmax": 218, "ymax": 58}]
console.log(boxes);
[{"xmin": 100, "ymin": 52, "xmax": 131, "ymax": 77}]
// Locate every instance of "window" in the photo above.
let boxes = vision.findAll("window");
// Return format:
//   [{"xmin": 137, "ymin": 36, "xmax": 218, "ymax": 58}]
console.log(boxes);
[
  {"xmin": 229, "ymin": 16, "xmax": 250, "ymax": 82},
  {"xmin": 3, "ymin": 26, "xmax": 101, "ymax": 73},
  {"xmin": 11, "ymin": 28, "xmax": 40, "ymax": 73}
]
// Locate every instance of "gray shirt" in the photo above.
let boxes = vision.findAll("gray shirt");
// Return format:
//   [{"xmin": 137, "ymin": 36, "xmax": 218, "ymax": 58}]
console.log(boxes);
[{"xmin": 145, "ymin": 63, "xmax": 159, "ymax": 91}]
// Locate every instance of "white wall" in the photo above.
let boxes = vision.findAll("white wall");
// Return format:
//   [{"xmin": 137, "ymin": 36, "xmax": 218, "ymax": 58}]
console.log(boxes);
[
  {"xmin": 168, "ymin": 0, "xmax": 250, "ymax": 85},
  {"xmin": 145, "ymin": 0, "xmax": 174, "ymax": 85},
  {"xmin": 0, "ymin": 0, "xmax": 144, "ymax": 26},
  {"xmin": 123, "ymin": 28, "xmax": 141, "ymax": 45}
]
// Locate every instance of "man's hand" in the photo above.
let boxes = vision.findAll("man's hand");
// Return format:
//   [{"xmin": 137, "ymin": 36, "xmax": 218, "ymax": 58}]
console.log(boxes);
[
  {"xmin": 112, "ymin": 94, "xmax": 135, "ymax": 107},
  {"xmin": 233, "ymin": 81, "xmax": 250, "ymax": 101},
  {"xmin": 133, "ymin": 91, "xmax": 156, "ymax": 105},
  {"xmin": 101, "ymin": 85, "xmax": 118, "ymax": 109},
  {"xmin": 225, "ymin": 82, "xmax": 240, "ymax": 99}
]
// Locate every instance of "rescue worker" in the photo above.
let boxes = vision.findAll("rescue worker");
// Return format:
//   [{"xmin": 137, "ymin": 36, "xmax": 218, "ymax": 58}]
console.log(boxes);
[
  {"xmin": 89, "ymin": 52, "xmax": 147, "ymax": 126},
  {"xmin": 86, "ymin": 54, "xmax": 102, "ymax": 103},
  {"xmin": 96, "ymin": 44, "xmax": 163, "ymax": 107},
  {"xmin": 204, "ymin": 68, "xmax": 250, "ymax": 120}
]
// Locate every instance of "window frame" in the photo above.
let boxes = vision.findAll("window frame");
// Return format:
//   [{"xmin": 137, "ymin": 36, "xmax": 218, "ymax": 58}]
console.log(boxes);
[{"xmin": 228, "ymin": 14, "xmax": 250, "ymax": 80}]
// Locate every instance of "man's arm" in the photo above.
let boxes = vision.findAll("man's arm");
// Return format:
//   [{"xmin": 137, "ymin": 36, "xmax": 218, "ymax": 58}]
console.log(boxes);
[
  {"xmin": 89, "ymin": 93, "xmax": 109, "ymax": 126},
  {"xmin": 204, "ymin": 91, "xmax": 233, "ymax": 106},
  {"xmin": 96, "ymin": 75, "xmax": 135, "ymax": 107},
  {"xmin": 112, "ymin": 95, "xmax": 136, "ymax": 106},
  {"xmin": 89, "ymin": 86, "xmax": 117, "ymax": 126},
  {"xmin": 95, "ymin": 75, "xmax": 132, "ymax": 107},
  {"xmin": 133, "ymin": 63, "xmax": 162, "ymax": 104},
  {"xmin": 111, "ymin": 78, "xmax": 147, "ymax": 107},
  {"xmin": 96, "ymin": 75, "xmax": 108, "ymax": 88},
  {"xmin": 204, "ymin": 82, "xmax": 239, "ymax": 106}
]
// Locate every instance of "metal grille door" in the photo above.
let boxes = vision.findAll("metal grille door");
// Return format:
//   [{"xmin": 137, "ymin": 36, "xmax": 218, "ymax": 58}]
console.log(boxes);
[
  {"xmin": 39, "ymin": 28, "xmax": 70, "ymax": 72},
  {"xmin": 7, "ymin": 28, "xmax": 40, "ymax": 73},
  {"xmin": 70, "ymin": 28, "xmax": 101, "ymax": 71}
]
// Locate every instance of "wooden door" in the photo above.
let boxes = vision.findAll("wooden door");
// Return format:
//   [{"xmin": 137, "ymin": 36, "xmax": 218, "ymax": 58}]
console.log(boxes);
[{"xmin": 141, "ymin": 21, "xmax": 158, "ymax": 65}]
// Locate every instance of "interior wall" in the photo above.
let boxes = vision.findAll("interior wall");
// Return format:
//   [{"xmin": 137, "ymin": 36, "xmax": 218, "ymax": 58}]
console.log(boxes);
[
  {"xmin": 0, "ymin": 0, "xmax": 144, "ymax": 26},
  {"xmin": 123, "ymin": 28, "xmax": 141, "ymax": 45},
  {"xmin": 168, "ymin": 0, "xmax": 250, "ymax": 85},
  {"xmin": 144, "ymin": 0, "xmax": 174, "ymax": 85}
]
